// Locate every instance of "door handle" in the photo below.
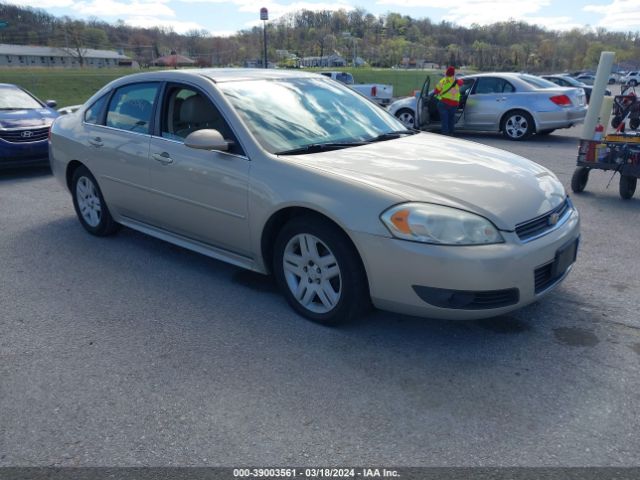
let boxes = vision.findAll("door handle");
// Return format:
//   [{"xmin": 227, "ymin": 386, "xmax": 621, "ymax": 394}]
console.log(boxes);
[
  {"xmin": 152, "ymin": 152, "xmax": 173, "ymax": 165},
  {"xmin": 496, "ymin": 97, "xmax": 507, "ymax": 102},
  {"xmin": 88, "ymin": 137, "xmax": 103, "ymax": 147}
]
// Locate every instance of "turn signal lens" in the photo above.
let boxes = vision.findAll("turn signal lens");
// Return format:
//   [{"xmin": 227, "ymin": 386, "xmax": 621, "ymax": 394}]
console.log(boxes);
[{"xmin": 390, "ymin": 209, "xmax": 411, "ymax": 234}]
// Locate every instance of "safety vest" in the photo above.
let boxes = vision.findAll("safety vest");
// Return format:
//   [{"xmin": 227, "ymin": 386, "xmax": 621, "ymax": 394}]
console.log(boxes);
[{"xmin": 435, "ymin": 77, "xmax": 460, "ymax": 106}]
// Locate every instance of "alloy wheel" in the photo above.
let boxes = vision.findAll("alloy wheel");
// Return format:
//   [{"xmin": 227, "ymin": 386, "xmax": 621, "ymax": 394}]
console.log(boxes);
[
  {"xmin": 76, "ymin": 176, "xmax": 102, "ymax": 227},
  {"xmin": 282, "ymin": 233, "xmax": 342, "ymax": 314},
  {"xmin": 505, "ymin": 114, "xmax": 529, "ymax": 139}
]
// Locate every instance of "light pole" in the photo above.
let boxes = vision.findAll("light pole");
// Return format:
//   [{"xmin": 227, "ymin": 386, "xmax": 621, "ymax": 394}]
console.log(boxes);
[{"xmin": 260, "ymin": 7, "xmax": 268, "ymax": 68}]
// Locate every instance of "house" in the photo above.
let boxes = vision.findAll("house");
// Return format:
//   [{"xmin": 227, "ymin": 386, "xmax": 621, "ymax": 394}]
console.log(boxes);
[
  {"xmin": 0, "ymin": 44, "xmax": 131, "ymax": 68},
  {"xmin": 299, "ymin": 54, "xmax": 346, "ymax": 68},
  {"xmin": 153, "ymin": 51, "xmax": 196, "ymax": 67}
]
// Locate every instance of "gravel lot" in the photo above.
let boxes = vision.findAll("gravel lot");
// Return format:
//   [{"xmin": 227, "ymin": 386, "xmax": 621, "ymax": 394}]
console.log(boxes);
[{"xmin": 1, "ymin": 126, "xmax": 639, "ymax": 467}]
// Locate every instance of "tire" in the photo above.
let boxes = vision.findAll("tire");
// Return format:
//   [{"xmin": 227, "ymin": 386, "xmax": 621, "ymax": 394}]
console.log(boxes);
[
  {"xmin": 571, "ymin": 167, "xmax": 589, "ymax": 193},
  {"xmin": 501, "ymin": 110, "xmax": 534, "ymax": 140},
  {"xmin": 630, "ymin": 80, "xmax": 638, "ymax": 87},
  {"xmin": 395, "ymin": 108, "xmax": 416, "ymax": 129},
  {"xmin": 609, "ymin": 78, "xmax": 615, "ymax": 85},
  {"xmin": 71, "ymin": 165, "xmax": 119, "ymax": 236},
  {"xmin": 612, "ymin": 116, "xmax": 622, "ymax": 129},
  {"xmin": 619, "ymin": 175, "xmax": 637, "ymax": 200},
  {"xmin": 273, "ymin": 215, "xmax": 369, "ymax": 326},
  {"xmin": 537, "ymin": 129, "xmax": 555, "ymax": 136},
  {"xmin": 630, "ymin": 117, "xmax": 640, "ymax": 130}
]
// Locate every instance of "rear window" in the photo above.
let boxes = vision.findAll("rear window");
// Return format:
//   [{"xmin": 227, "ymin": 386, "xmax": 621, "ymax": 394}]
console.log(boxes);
[
  {"xmin": 105, "ymin": 82, "xmax": 159, "ymax": 134},
  {"xmin": 84, "ymin": 94, "xmax": 109, "ymax": 124},
  {"xmin": 518, "ymin": 75, "xmax": 557, "ymax": 89}
]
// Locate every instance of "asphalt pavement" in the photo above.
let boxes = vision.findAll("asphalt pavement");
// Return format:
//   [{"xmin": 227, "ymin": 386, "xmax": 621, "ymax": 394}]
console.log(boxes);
[{"xmin": 1, "ymin": 126, "xmax": 639, "ymax": 466}]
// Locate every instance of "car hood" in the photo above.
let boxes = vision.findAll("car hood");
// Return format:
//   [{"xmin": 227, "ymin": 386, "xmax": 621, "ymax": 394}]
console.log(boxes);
[
  {"xmin": 288, "ymin": 133, "xmax": 566, "ymax": 231},
  {"xmin": 0, "ymin": 108, "xmax": 58, "ymax": 129}
]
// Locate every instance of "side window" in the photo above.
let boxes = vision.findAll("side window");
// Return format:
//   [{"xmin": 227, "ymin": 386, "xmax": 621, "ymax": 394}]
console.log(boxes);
[
  {"xmin": 84, "ymin": 93, "xmax": 109, "ymax": 125},
  {"xmin": 475, "ymin": 77, "xmax": 514, "ymax": 94},
  {"xmin": 336, "ymin": 72, "xmax": 353, "ymax": 84},
  {"xmin": 160, "ymin": 84, "xmax": 243, "ymax": 155},
  {"xmin": 106, "ymin": 82, "xmax": 159, "ymax": 134},
  {"xmin": 460, "ymin": 79, "xmax": 475, "ymax": 97}
]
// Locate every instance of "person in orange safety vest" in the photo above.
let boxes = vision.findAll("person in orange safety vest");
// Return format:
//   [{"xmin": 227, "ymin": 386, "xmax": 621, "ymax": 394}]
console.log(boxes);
[{"xmin": 434, "ymin": 66, "xmax": 463, "ymax": 135}]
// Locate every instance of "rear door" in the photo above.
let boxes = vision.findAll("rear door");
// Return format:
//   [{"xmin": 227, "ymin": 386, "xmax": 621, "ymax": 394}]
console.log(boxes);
[
  {"xmin": 463, "ymin": 76, "xmax": 515, "ymax": 129},
  {"xmin": 84, "ymin": 82, "xmax": 161, "ymax": 223}
]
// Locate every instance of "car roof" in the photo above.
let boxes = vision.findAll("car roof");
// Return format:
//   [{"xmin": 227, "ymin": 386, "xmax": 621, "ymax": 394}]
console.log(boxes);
[{"xmin": 104, "ymin": 68, "xmax": 321, "ymax": 85}]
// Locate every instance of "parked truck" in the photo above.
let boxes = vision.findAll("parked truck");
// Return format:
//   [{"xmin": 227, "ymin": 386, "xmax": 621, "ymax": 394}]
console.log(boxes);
[{"xmin": 319, "ymin": 71, "xmax": 394, "ymax": 107}]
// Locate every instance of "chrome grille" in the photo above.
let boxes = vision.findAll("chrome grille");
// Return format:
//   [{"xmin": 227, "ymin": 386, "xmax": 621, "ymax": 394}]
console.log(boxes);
[
  {"xmin": 515, "ymin": 198, "xmax": 571, "ymax": 242},
  {"xmin": 0, "ymin": 127, "xmax": 49, "ymax": 143}
]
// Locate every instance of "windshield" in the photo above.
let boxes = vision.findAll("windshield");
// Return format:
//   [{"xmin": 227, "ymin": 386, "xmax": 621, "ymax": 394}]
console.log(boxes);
[
  {"xmin": 0, "ymin": 86, "xmax": 43, "ymax": 109},
  {"xmin": 518, "ymin": 74, "xmax": 558, "ymax": 89},
  {"xmin": 219, "ymin": 77, "xmax": 407, "ymax": 154}
]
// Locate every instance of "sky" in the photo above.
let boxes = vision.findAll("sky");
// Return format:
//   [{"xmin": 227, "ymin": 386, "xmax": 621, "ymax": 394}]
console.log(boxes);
[{"xmin": 8, "ymin": 0, "xmax": 640, "ymax": 37}]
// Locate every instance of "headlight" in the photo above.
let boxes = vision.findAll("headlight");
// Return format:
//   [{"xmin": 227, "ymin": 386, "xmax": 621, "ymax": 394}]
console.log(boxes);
[{"xmin": 380, "ymin": 203, "xmax": 504, "ymax": 245}]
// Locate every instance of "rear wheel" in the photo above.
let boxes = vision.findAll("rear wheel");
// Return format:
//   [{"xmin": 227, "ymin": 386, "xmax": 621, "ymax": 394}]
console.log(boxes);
[
  {"xmin": 71, "ymin": 165, "xmax": 119, "ymax": 236},
  {"xmin": 502, "ymin": 110, "xmax": 534, "ymax": 140},
  {"xmin": 619, "ymin": 175, "xmax": 637, "ymax": 199},
  {"xmin": 571, "ymin": 167, "xmax": 590, "ymax": 193},
  {"xmin": 273, "ymin": 216, "xmax": 368, "ymax": 326},
  {"xmin": 395, "ymin": 108, "xmax": 416, "ymax": 129}
]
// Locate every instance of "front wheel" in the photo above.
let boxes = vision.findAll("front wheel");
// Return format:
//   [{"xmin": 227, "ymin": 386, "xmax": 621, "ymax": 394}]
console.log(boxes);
[
  {"xmin": 71, "ymin": 165, "xmax": 119, "ymax": 236},
  {"xmin": 619, "ymin": 175, "xmax": 637, "ymax": 200},
  {"xmin": 502, "ymin": 110, "xmax": 534, "ymax": 140},
  {"xmin": 273, "ymin": 216, "xmax": 369, "ymax": 326},
  {"xmin": 395, "ymin": 108, "xmax": 416, "ymax": 129}
]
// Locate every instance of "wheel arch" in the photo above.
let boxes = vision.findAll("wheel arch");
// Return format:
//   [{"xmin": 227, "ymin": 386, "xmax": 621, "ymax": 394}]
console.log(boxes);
[
  {"xmin": 65, "ymin": 160, "xmax": 86, "ymax": 192},
  {"xmin": 260, "ymin": 206, "xmax": 367, "ymax": 280}
]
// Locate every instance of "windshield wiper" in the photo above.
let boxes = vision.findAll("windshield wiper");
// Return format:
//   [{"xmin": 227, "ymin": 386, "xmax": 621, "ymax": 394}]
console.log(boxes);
[
  {"xmin": 365, "ymin": 130, "xmax": 418, "ymax": 143},
  {"xmin": 276, "ymin": 142, "xmax": 366, "ymax": 155}
]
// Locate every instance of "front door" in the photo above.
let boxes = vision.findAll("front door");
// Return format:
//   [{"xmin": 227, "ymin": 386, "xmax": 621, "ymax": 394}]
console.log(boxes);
[
  {"xmin": 147, "ymin": 83, "xmax": 251, "ymax": 256},
  {"xmin": 416, "ymin": 76, "xmax": 431, "ymax": 130}
]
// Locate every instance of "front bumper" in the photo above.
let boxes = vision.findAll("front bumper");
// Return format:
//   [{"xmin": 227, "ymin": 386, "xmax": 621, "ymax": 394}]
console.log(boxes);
[
  {"xmin": 0, "ymin": 140, "xmax": 49, "ymax": 169},
  {"xmin": 352, "ymin": 207, "xmax": 580, "ymax": 320}
]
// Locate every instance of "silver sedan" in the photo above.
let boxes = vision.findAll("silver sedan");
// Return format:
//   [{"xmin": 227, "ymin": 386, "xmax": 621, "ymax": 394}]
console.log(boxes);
[
  {"xmin": 388, "ymin": 73, "xmax": 587, "ymax": 140},
  {"xmin": 49, "ymin": 69, "xmax": 580, "ymax": 325}
]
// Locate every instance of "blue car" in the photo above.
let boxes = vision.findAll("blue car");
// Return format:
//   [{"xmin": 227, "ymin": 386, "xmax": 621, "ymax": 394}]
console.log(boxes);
[{"xmin": 0, "ymin": 83, "xmax": 59, "ymax": 169}]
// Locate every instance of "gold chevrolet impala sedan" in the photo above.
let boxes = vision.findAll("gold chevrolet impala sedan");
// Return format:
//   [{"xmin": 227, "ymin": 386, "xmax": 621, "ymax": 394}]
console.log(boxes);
[{"xmin": 49, "ymin": 69, "xmax": 580, "ymax": 325}]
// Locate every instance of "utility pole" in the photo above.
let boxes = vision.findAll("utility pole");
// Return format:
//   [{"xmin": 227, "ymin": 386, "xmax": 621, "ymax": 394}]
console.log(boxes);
[{"xmin": 260, "ymin": 7, "xmax": 268, "ymax": 68}]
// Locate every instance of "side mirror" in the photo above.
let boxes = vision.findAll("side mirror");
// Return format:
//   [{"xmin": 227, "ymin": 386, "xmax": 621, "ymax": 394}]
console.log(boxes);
[
  {"xmin": 46, "ymin": 100, "xmax": 57, "ymax": 108},
  {"xmin": 184, "ymin": 129, "xmax": 229, "ymax": 152}
]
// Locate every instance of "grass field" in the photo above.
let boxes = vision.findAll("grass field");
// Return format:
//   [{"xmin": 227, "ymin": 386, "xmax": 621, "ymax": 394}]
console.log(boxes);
[{"xmin": 0, "ymin": 67, "xmax": 438, "ymax": 108}]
